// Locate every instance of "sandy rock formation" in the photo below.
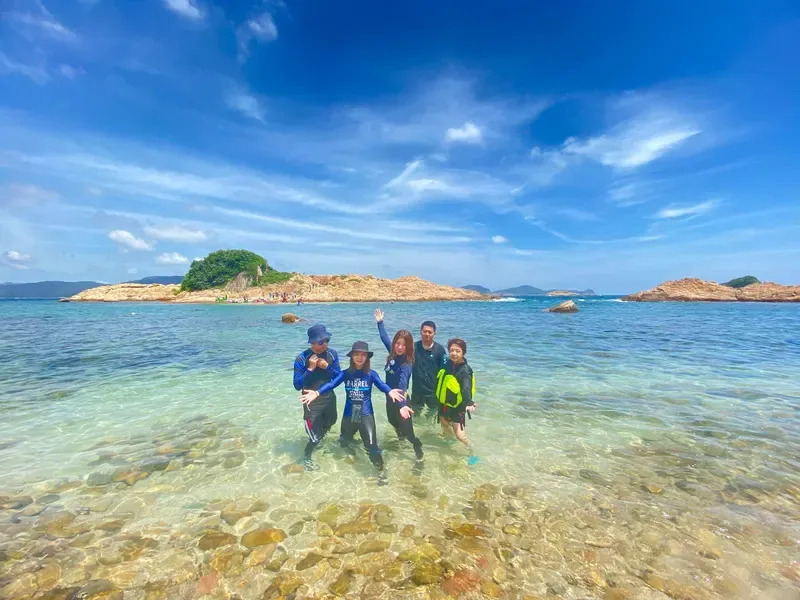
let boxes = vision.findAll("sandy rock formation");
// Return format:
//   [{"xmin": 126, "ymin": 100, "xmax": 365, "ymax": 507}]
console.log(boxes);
[
  {"xmin": 622, "ymin": 278, "xmax": 800, "ymax": 302},
  {"xmin": 546, "ymin": 300, "xmax": 578, "ymax": 313},
  {"xmin": 68, "ymin": 274, "xmax": 483, "ymax": 303},
  {"xmin": 546, "ymin": 290, "xmax": 579, "ymax": 296},
  {"xmin": 281, "ymin": 313, "xmax": 301, "ymax": 323},
  {"xmin": 69, "ymin": 283, "xmax": 179, "ymax": 302}
]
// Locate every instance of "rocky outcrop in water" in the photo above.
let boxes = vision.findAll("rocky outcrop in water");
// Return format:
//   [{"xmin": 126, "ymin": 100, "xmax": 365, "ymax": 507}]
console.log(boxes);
[
  {"xmin": 67, "ymin": 275, "xmax": 483, "ymax": 303},
  {"xmin": 546, "ymin": 300, "xmax": 579, "ymax": 313},
  {"xmin": 622, "ymin": 278, "xmax": 800, "ymax": 302},
  {"xmin": 281, "ymin": 313, "xmax": 301, "ymax": 323}
]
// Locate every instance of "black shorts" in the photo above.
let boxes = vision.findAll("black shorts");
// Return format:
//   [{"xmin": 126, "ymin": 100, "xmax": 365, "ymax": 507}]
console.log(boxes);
[
  {"xmin": 303, "ymin": 394, "xmax": 337, "ymax": 443},
  {"xmin": 439, "ymin": 405, "xmax": 466, "ymax": 428}
]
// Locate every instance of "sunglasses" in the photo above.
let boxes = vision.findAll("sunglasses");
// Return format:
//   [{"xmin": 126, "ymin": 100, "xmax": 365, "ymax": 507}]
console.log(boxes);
[{"xmin": 313, "ymin": 338, "xmax": 330, "ymax": 345}]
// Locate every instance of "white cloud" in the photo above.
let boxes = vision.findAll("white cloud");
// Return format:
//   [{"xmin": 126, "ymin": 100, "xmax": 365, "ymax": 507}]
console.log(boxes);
[
  {"xmin": 0, "ymin": 183, "xmax": 60, "ymax": 206},
  {"xmin": 445, "ymin": 121, "xmax": 483, "ymax": 145},
  {"xmin": 563, "ymin": 112, "xmax": 700, "ymax": 170},
  {"xmin": 0, "ymin": 52, "xmax": 50, "ymax": 85},
  {"xmin": 8, "ymin": 1, "xmax": 78, "ymax": 42},
  {"xmin": 156, "ymin": 252, "xmax": 189, "ymax": 265},
  {"xmin": 513, "ymin": 249, "xmax": 539, "ymax": 256},
  {"xmin": 237, "ymin": 12, "xmax": 278, "ymax": 59},
  {"xmin": 655, "ymin": 200, "xmax": 717, "ymax": 219},
  {"xmin": 127, "ymin": 267, "xmax": 138, "ymax": 274},
  {"xmin": 57, "ymin": 64, "xmax": 83, "ymax": 79},
  {"xmin": 607, "ymin": 182, "xmax": 645, "ymax": 206},
  {"xmin": 144, "ymin": 225, "xmax": 208, "ymax": 243},
  {"xmin": 193, "ymin": 257, "xmax": 204, "ymax": 262},
  {"xmin": 108, "ymin": 229, "xmax": 153, "ymax": 250},
  {"xmin": 4, "ymin": 250, "xmax": 33, "ymax": 266},
  {"xmin": 163, "ymin": 0, "xmax": 203, "ymax": 21},
  {"xmin": 557, "ymin": 208, "xmax": 599, "ymax": 221},
  {"xmin": 226, "ymin": 90, "xmax": 266, "ymax": 123},
  {"xmin": 492, "ymin": 235, "xmax": 508, "ymax": 244}
]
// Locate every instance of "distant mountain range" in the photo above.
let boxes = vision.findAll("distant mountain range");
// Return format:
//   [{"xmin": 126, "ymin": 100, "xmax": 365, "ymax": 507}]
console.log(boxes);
[
  {"xmin": 463, "ymin": 284, "xmax": 596, "ymax": 296},
  {"xmin": 0, "ymin": 276, "xmax": 184, "ymax": 298}
]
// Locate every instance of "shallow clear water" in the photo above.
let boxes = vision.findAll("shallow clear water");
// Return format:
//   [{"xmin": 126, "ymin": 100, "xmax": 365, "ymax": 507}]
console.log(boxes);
[{"xmin": 1, "ymin": 298, "xmax": 799, "ymax": 599}]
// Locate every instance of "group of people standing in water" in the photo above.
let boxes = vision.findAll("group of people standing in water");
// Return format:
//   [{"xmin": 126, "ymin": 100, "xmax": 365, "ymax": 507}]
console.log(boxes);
[{"xmin": 291, "ymin": 309, "xmax": 477, "ymax": 478}]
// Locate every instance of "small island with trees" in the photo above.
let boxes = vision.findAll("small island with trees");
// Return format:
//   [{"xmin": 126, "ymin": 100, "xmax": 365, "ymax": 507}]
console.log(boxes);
[{"xmin": 66, "ymin": 249, "xmax": 483, "ymax": 303}]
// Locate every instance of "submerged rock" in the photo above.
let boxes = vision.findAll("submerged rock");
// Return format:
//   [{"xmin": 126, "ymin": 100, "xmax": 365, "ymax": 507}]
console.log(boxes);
[
  {"xmin": 356, "ymin": 540, "xmax": 390, "ymax": 555},
  {"xmin": 198, "ymin": 530, "xmax": 237, "ymax": 550},
  {"xmin": 241, "ymin": 526, "xmax": 287, "ymax": 547},
  {"xmin": 329, "ymin": 569, "xmax": 356, "ymax": 595},
  {"xmin": 265, "ymin": 572, "xmax": 303, "ymax": 598},
  {"xmin": 296, "ymin": 551, "xmax": 325, "ymax": 570},
  {"xmin": 281, "ymin": 313, "xmax": 301, "ymax": 323}
]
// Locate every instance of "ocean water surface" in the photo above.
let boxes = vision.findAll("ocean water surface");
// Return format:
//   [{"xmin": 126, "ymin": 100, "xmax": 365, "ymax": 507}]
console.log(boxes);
[{"xmin": 1, "ymin": 297, "xmax": 799, "ymax": 599}]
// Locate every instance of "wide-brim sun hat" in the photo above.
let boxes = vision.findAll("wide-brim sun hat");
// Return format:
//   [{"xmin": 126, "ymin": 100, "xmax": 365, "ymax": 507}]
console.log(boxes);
[
  {"xmin": 307, "ymin": 324, "xmax": 332, "ymax": 344},
  {"xmin": 346, "ymin": 340, "xmax": 374, "ymax": 359}
]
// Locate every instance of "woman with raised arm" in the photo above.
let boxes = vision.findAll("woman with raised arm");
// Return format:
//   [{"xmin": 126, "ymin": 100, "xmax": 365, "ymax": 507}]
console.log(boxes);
[{"xmin": 375, "ymin": 309, "xmax": 423, "ymax": 461}]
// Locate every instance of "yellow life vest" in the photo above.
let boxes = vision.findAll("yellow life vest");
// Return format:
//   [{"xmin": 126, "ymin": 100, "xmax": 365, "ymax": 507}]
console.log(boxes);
[{"xmin": 436, "ymin": 367, "xmax": 476, "ymax": 409}]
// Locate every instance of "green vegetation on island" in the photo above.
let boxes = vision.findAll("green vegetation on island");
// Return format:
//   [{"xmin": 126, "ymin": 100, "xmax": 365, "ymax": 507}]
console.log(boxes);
[
  {"xmin": 722, "ymin": 275, "xmax": 760, "ymax": 288},
  {"xmin": 180, "ymin": 250, "xmax": 291, "ymax": 292}
]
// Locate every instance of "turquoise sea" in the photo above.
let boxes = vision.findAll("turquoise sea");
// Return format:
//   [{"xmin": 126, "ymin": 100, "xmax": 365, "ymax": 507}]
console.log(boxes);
[{"xmin": 1, "ymin": 297, "xmax": 799, "ymax": 599}]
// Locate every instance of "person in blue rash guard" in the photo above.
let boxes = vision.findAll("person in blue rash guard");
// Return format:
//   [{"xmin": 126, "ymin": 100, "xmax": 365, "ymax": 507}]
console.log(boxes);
[
  {"xmin": 293, "ymin": 324, "xmax": 341, "ymax": 471},
  {"xmin": 374, "ymin": 309, "xmax": 424, "ymax": 461},
  {"xmin": 300, "ymin": 341, "xmax": 406, "ymax": 477}
]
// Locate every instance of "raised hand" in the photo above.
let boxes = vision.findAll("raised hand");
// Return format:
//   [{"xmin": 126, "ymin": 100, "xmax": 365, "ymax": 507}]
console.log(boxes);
[
  {"xmin": 307, "ymin": 355, "xmax": 319, "ymax": 371},
  {"xmin": 388, "ymin": 388, "xmax": 405, "ymax": 403},
  {"xmin": 300, "ymin": 389, "xmax": 319, "ymax": 405},
  {"xmin": 374, "ymin": 308, "xmax": 384, "ymax": 323},
  {"xmin": 399, "ymin": 406, "xmax": 414, "ymax": 419},
  {"xmin": 317, "ymin": 358, "xmax": 329, "ymax": 369}
]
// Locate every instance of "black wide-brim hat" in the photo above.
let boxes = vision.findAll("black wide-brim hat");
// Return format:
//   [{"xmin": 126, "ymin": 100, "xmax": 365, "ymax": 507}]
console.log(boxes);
[{"xmin": 346, "ymin": 340, "xmax": 374, "ymax": 358}]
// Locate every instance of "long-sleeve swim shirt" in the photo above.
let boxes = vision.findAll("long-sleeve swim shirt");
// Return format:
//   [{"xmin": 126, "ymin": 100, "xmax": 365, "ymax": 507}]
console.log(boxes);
[
  {"xmin": 315, "ymin": 368, "xmax": 391, "ymax": 417},
  {"xmin": 377, "ymin": 320, "xmax": 410, "ymax": 407},
  {"xmin": 292, "ymin": 348, "xmax": 341, "ymax": 394}
]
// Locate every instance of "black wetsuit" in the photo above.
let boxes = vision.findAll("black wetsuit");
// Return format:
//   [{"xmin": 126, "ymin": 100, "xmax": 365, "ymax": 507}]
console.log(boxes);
[
  {"xmin": 412, "ymin": 339, "xmax": 446, "ymax": 410},
  {"xmin": 293, "ymin": 348, "xmax": 340, "ymax": 459},
  {"xmin": 378, "ymin": 321, "xmax": 423, "ymax": 458}
]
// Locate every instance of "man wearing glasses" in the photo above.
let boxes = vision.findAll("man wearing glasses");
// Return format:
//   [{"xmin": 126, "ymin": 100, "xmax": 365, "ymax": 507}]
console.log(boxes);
[{"xmin": 293, "ymin": 324, "xmax": 341, "ymax": 470}]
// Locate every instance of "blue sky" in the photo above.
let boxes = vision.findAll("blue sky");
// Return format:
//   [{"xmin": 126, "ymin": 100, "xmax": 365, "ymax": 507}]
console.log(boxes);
[{"xmin": 1, "ymin": 0, "xmax": 799, "ymax": 293}]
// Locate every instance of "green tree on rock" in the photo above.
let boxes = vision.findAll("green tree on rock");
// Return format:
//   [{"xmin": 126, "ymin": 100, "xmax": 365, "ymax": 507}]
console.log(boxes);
[
  {"xmin": 722, "ymin": 275, "xmax": 760, "ymax": 288},
  {"xmin": 180, "ymin": 250, "xmax": 273, "ymax": 292}
]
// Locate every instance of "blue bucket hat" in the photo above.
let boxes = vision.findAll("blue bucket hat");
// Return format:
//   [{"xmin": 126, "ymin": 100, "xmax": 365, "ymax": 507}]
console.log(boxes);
[{"xmin": 307, "ymin": 323, "xmax": 332, "ymax": 344}]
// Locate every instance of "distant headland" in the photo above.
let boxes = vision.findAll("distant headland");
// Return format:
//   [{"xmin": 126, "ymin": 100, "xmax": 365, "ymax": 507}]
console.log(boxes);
[{"xmin": 462, "ymin": 284, "xmax": 596, "ymax": 297}]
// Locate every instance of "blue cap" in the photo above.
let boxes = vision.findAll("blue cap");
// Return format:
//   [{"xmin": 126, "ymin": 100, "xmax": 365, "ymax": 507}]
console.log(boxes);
[{"xmin": 307, "ymin": 324, "xmax": 332, "ymax": 344}]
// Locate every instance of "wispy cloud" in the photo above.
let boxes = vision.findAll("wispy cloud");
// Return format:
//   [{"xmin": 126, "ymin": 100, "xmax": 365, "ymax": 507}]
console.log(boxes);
[
  {"xmin": 563, "ymin": 119, "xmax": 699, "ymax": 169},
  {"xmin": 57, "ymin": 64, "xmax": 83, "ymax": 79},
  {"xmin": 144, "ymin": 225, "xmax": 208, "ymax": 243},
  {"xmin": 0, "ymin": 53, "xmax": 50, "ymax": 85},
  {"xmin": 225, "ymin": 90, "xmax": 266, "ymax": 123},
  {"xmin": 237, "ymin": 12, "xmax": 278, "ymax": 60},
  {"xmin": 156, "ymin": 251, "xmax": 189, "ymax": 265},
  {"xmin": 2, "ymin": 250, "xmax": 33, "ymax": 269},
  {"xmin": 7, "ymin": 1, "xmax": 78, "ymax": 42},
  {"xmin": 655, "ymin": 199, "xmax": 717, "ymax": 219},
  {"xmin": 162, "ymin": 0, "xmax": 203, "ymax": 21},
  {"xmin": 445, "ymin": 122, "xmax": 483, "ymax": 145},
  {"xmin": 556, "ymin": 208, "xmax": 600, "ymax": 222},
  {"xmin": 108, "ymin": 230, "xmax": 153, "ymax": 251},
  {"xmin": 492, "ymin": 235, "xmax": 508, "ymax": 244}
]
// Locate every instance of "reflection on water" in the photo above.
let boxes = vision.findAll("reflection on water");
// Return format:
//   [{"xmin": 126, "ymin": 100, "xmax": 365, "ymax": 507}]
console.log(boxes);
[{"xmin": 1, "ymin": 298, "xmax": 799, "ymax": 599}]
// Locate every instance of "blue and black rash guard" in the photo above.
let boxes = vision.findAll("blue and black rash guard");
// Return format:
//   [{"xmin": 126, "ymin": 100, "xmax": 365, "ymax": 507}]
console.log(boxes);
[
  {"xmin": 316, "ymin": 369, "xmax": 392, "ymax": 417},
  {"xmin": 292, "ymin": 348, "xmax": 341, "ymax": 396},
  {"xmin": 377, "ymin": 321, "xmax": 410, "ymax": 407}
]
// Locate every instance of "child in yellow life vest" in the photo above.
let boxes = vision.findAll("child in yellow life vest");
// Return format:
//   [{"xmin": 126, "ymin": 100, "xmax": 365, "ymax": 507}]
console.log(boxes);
[{"xmin": 436, "ymin": 338, "xmax": 478, "ymax": 463}]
